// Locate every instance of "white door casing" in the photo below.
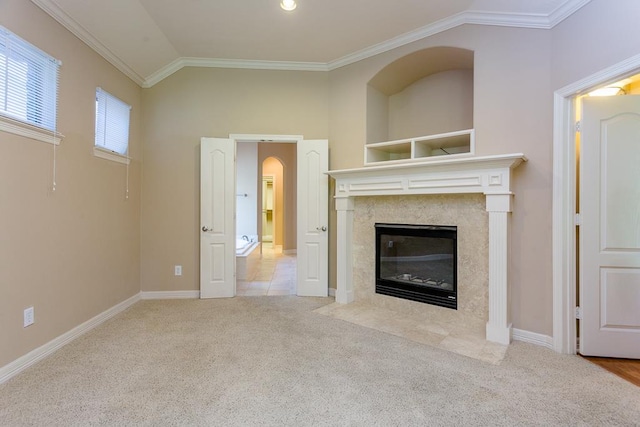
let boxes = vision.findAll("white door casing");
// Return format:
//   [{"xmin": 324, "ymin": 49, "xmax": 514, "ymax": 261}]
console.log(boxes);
[
  {"xmin": 579, "ymin": 95, "xmax": 640, "ymax": 357},
  {"xmin": 297, "ymin": 140, "xmax": 329, "ymax": 296},
  {"xmin": 200, "ymin": 137, "xmax": 236, "ymax": 298}
]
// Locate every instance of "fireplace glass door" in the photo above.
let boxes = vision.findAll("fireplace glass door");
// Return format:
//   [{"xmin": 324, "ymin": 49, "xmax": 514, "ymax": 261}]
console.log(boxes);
[{"xmin": 375, "ymin": 223, "xmax": 457, "ymax": 309}]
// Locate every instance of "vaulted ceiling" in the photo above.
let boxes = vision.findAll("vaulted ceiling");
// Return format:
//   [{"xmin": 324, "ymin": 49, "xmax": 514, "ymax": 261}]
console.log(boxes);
[{"xmin": 31, "ymin": 0, "xmax": 591, "ymax": 87}]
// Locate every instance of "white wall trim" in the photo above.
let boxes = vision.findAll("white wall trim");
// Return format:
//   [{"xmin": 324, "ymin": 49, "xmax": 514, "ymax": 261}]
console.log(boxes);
[
  {"xmin": 328, "ymin": 14, "xmax": 466, "ymax": 72},
  {"xmin": 0, "ymin": 293, "xmax": 140, "ymax": 385},
  {"xmin": 552, "ymin": 51, "xmax": 640, "ymax": 354},
  {"xmin": 0, "ymin": 116, "xmax": 62, "ymax": 145},
  {"xmin": 30, "ymin": 0, "xmax": 145, "ymax": 86},
  {"xmin": 548, "ymin": 0, "xmax": 592, "ymax": 27},
  {"xmin": 93, "ymin": 146, "xmax": 130, "ymax": 165},
  {"xmin": 32, "ymin": 0, "xmax": 591, "ymax": 88},
  {"xmin": 329, "ymin": 288, "xmax": 336, "ymax": 298},
  {"xmin": 142, "ymin": 58, "xmax": 328, "ymax": 88},
  {"xmin": 512, "ymin": 328, "xmax": 554, "ymax": 350},
  {"xmin": 140, "ymin": 290, "xmax": 200, "ymax": 300}
]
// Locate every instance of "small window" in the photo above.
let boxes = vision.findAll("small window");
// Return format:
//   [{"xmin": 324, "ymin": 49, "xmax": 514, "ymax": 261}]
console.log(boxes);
[
  {"xmin": 0, "ymin": 25, "xmax": 60, "ymax": 137},
  {"xmin": 95, "ymin": 88, "xmax": 131, "ymax": 158}
]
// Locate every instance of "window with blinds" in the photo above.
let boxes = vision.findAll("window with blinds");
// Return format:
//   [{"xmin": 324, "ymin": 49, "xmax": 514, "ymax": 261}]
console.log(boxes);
[
  {"xmin": 0, "ymin": 25, "xmax": 60, "ymax": 133},
  {"xmin": 95, "ymin": 88, "xmax": 131, "ymax": 156}
]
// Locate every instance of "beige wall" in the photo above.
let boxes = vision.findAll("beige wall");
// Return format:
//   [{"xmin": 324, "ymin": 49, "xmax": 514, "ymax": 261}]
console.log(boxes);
[
  {"xmin": 140, "ymin": 68, "xmax": 328, "ymax": 292},
  {"xmin": 259, "ymin": 144, "xmax": 297, "ymax": 250},
  {"xmin": 388, "ymin": 69, "xmax": 473, "ymax": 140},
  {"xmin": 0, "ymin": 0, "xmax": 141, "ymax": 367},
  {"xmin": 551, "ymin": 0, "xmax": 640, "ymax": 91},
  {"xmin": 366, "ymin": 85, "xmax": 389, "ymax": 144}
]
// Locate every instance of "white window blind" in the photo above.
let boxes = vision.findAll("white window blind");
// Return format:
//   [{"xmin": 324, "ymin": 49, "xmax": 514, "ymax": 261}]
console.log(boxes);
[
  {"xmin": 95, "ymin": 88, "xmax": 131, "ymax": 156},
  {"xmin": 0, "ymin": 25, "xmax": 60, "ymax": 132}
]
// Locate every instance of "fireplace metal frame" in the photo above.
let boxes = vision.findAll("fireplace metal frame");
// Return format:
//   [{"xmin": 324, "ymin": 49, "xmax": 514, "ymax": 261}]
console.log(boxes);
[{"xmin": 375, "ymin": 223, "xmax": 457, "ymax": 309}]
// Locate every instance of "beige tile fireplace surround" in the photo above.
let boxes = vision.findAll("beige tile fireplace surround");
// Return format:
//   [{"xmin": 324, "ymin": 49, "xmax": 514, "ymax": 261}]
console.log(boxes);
[{"xmin": 327, "ymin": 154, "xmax": 526, "ymax": 353}]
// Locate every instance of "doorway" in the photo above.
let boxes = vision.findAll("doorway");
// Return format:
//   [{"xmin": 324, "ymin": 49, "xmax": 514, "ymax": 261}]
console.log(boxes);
[
  {"xmin": 200, "ymin": 135, "xmax": 329, "ymax": 299},
  {"xmin": 553, "ymin": 58, "xmax": 640, "ymax": 355},
  {"xmin": 235, "ymin": 143, "xmax": 295, "ymax": 294},
  {"xmin": 262, "ymin": 175, "xmax": 275, "ymax": 245}
]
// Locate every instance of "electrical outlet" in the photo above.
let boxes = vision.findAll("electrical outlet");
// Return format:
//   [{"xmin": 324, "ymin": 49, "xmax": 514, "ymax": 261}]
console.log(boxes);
[
  {"xmin": 174, "ymin": 265, "xmax": 182, "ymax": 276},
  {"xmin": 24, "ymin": 307, "xmax": 34, "ymax": 327}
]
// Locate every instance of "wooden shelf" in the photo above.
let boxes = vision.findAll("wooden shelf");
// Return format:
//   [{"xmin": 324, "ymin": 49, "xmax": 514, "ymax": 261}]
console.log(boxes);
[{"xmin": 365, "ymin": 129, "xmax": 474, "ymax": 166}]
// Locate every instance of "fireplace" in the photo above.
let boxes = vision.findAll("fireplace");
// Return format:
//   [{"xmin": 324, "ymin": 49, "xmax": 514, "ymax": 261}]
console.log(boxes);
[
  {"xmin": 375, "ymin": 223, "xmax": 457, "ymax": 309},
  {"xmin": 328, "ymin": 153, "xmax": 526, "ymax": 345}
]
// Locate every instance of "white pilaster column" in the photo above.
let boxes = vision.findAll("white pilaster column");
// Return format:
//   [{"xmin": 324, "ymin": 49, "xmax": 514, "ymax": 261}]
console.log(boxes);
[
  {"xmin": 485, "ymin": 193, "xmax": 513, "ymax": 345},
  {"xmin": 335, "ymin": 197, "xmax": 355, "ymax": 304}
]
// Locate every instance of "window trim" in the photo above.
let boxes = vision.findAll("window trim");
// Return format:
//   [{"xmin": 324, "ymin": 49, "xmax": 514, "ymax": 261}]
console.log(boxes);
[
  {"xmin": 93, "ymin": 145, "xmax": 130, "ymax": 165},
  {"xmin": 0, "ymin": 114, "xmax": 62, "ymax": 145}
]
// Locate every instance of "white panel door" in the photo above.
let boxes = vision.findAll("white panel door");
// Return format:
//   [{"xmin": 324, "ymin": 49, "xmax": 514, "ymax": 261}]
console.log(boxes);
[
  {"xmin": 297, "ymin": 140, "xmax": 329, "ymax": 296},
  {"xmin": 580, "ymin": 96, "xmax": 640, "ymax": 357},
  {"xmin": 200, "ymin": 137, "xmax": 235, "ymax": 298}
]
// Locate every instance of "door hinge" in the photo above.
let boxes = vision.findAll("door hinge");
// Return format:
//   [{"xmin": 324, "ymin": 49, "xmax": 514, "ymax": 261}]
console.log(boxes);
[
  {"xmin": 575, "ymin": 121, "xmax": 581, "ymax": 132},
  {"xmin": 575, "ymin": 306, "xmax": 582, "ymax": 319},
  {"xmin": 575, "ymin": 213, "xmax": 581, "ymax": 226}
]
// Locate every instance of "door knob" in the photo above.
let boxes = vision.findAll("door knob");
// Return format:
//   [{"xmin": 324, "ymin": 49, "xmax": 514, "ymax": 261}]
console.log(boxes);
[
  {"xmin": 316, "ymin": 226, "xmax": 327, "ymax": 232},
  {"xmin": 202, "ymin": 226, "xmax": 211, "ymax": 232}
]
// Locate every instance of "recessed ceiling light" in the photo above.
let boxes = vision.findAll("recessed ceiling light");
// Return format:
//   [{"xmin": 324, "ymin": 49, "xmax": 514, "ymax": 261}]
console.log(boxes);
[{"xmin": 280, "ymin": 0, "xmax": 297, "ymax": 11}]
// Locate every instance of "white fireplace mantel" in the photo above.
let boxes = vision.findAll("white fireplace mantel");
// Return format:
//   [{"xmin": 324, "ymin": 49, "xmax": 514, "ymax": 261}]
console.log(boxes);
[{"xmin": 327, "ymin": 153, "xmax": 527, "ymax": 345}]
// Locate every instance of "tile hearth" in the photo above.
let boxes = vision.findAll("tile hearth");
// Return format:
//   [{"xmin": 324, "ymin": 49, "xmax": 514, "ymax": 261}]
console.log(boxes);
[{"xmin": 314, "ymin": 301, "xmax": 507, "ymax": 364}]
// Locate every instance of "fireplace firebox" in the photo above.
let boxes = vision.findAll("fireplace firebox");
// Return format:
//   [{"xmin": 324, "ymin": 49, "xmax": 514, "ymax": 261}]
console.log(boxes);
[{"xmin": 375, "ymin": 223, "xmax": 457, "ymax": 309}]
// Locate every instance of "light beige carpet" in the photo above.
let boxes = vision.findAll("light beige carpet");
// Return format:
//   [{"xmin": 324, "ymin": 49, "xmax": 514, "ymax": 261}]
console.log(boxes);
[{"xmin": 1, "ymin": 296, "xmax": 639, "ymax": 426}]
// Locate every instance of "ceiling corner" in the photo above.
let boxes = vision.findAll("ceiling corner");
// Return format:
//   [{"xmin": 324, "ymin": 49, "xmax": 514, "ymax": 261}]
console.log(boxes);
[
  {"xmin": 31, "ymin": 0, "xmax": 145, "ymax": 87},
  {"xmin": 548, "ymin": 0, "xmax": 592, "ymax": 28}
]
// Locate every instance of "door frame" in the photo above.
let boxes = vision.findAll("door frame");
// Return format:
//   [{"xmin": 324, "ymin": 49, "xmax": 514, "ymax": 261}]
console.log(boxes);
[{"xmin": 552, "ymin": 53, "xmax": 640, "ymax": 354}]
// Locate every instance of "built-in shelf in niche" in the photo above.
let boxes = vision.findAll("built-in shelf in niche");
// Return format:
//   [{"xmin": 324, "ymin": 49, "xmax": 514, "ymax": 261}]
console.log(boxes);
[{"xmin": 364, "ymin": 129, "xmax": 475, "ymax": 166}]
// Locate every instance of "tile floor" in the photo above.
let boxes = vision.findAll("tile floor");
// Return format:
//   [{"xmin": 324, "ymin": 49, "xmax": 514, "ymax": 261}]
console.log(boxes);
[{"xmin": 237, "ymin": 245, "xmax": 296, "ymax": 296}]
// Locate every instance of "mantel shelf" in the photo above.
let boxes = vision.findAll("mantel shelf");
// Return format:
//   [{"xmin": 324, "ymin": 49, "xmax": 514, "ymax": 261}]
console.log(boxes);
[{"xmin": 328, "ymin": 153, "xmax": 527, "ymax": 198}]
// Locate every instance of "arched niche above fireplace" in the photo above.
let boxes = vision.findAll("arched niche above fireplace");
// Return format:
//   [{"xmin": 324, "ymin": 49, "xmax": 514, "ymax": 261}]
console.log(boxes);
[{"xmin": 366, "ymin": 47, "xmax": 474, "ymax": 163}]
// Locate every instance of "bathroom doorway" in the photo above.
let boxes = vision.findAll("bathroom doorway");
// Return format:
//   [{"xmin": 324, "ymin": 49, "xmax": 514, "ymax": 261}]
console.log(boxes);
[
  {"xmin": 235, "ymin": 143, "xmax": 298, "ymax": 295},
  {"xmin": 201, "ymin": 134, "xmax": 328, "ymax": 299}
]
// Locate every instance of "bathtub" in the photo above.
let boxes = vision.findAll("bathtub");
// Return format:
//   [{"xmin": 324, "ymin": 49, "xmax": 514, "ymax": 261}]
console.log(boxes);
[{"xmin": 236, "ymin": 236, "xmax": 260, "ymax": 280}]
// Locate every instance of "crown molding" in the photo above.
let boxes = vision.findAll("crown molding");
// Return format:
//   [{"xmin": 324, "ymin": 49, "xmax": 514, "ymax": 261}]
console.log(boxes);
[
  {"xmin": 31, "ymin": 0, "xmax": 591, "ymax": 88},
  {"xmin": 143, "ymin": 57, "xmax": 328, "ymax": 88},
  {"xmin": 548, "ymin": 0, "xmax": 592, "ymax": 27},
  {"xmin": 327, "ymin": 0, "xmax": 591, "ymax": 71},
  {"xmin": 463, "ymin": 10, "xmax": 550, "ymax": 29},
  {"xmin": 30, "ymin": 0, "xmax": 145, "ymax": 86},
  {"xmin": 327, "ymin": 13, "xmax": 466, "ymax": 71}
]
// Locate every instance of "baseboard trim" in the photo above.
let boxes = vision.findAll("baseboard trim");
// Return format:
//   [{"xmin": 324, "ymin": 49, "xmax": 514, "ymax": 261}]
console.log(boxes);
[
  {"xmin": 283, "ymin": 249, "xmax": 297, "ymax": 255},
  {"xmin": 140, "ymin": 290, "xmax": 200, "ymax": 300},
  {"xmin": 0, "ymin": 293, "xmax": 140, "ymax": 385},
  {"xmin": 512, "ymin": 328, "xmax": 554, "ymax": 350},
  {"xmin": 329, "ymin": 288, "xmax": 336, "ymax": 297}
]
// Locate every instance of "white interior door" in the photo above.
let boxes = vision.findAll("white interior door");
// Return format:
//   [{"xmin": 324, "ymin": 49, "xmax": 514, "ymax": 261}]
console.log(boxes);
[
  {"xmin": 297, "ymin": 139, "xmax": 329, "ymax": 296},
  {"xmin": 580, "ymin": 95, "xmax": 640, "ymax": 357},
  {"xmin": 200, "ymin": 137, "xmax": 236, "ymax": 298}
]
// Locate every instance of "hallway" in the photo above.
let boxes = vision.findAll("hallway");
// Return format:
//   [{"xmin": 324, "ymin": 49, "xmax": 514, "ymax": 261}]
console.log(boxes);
[{"xmin": 237, "ymin": 245, "xmax": 296, "ymax": 296}]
